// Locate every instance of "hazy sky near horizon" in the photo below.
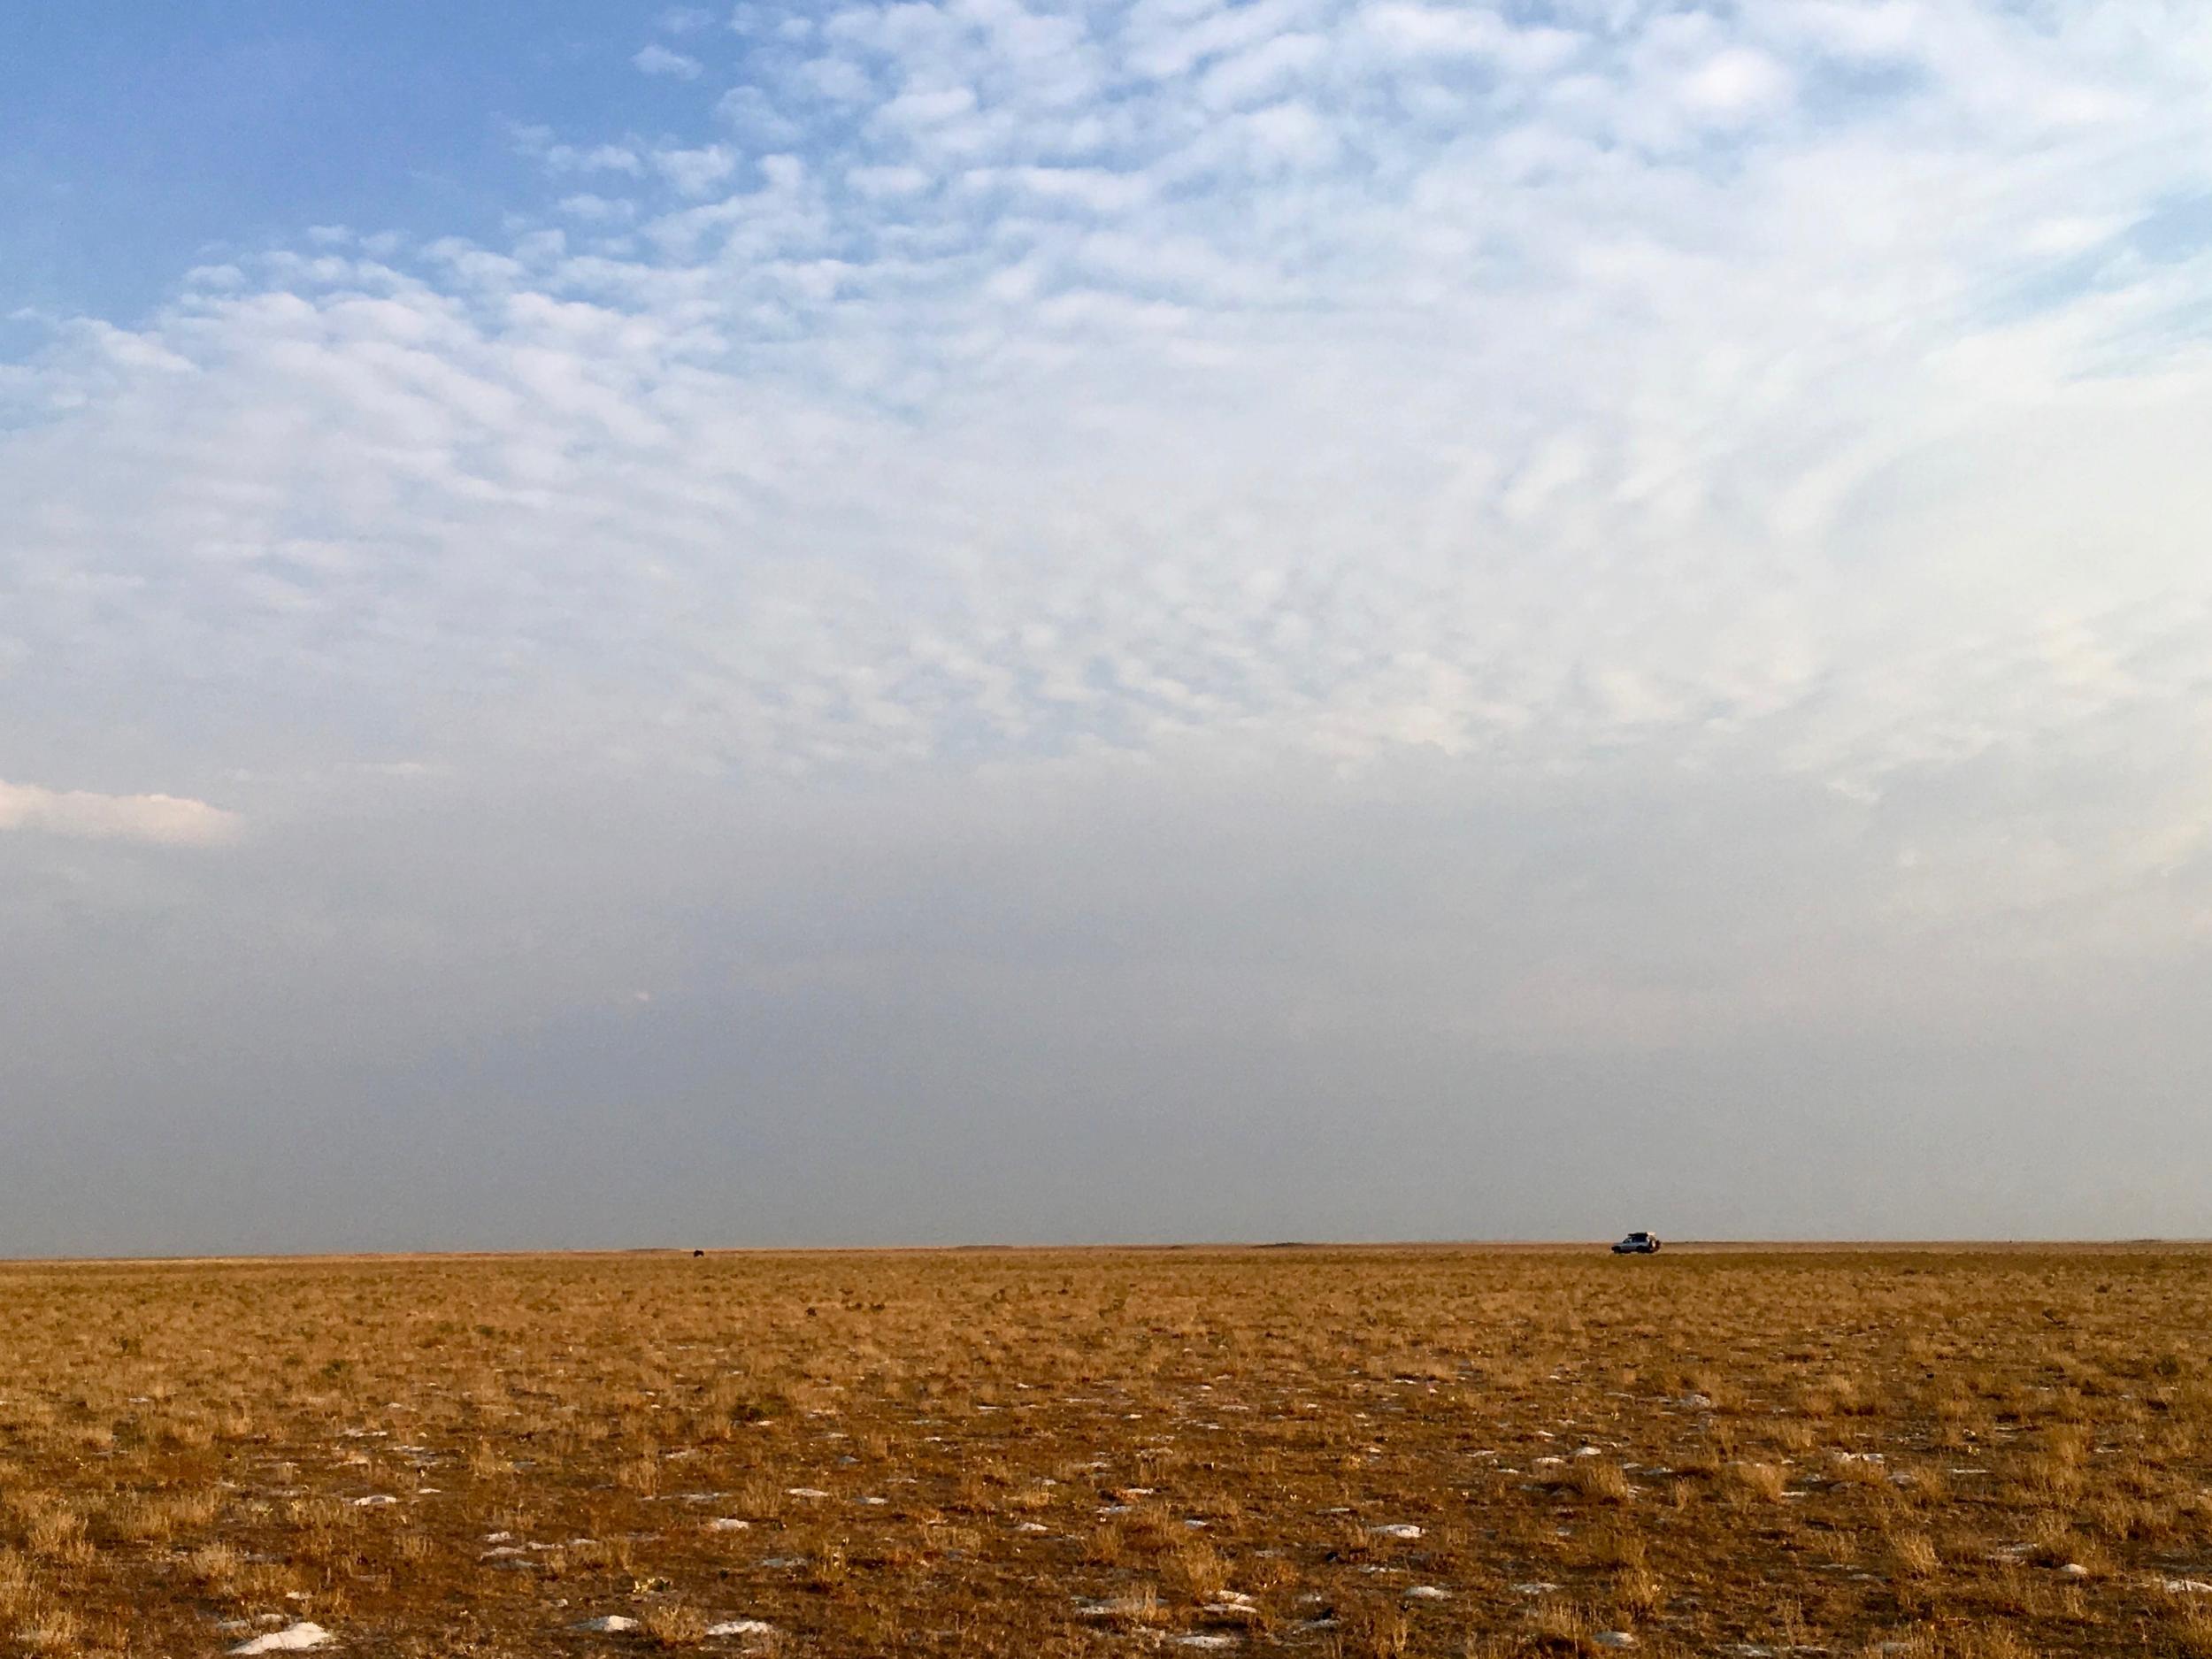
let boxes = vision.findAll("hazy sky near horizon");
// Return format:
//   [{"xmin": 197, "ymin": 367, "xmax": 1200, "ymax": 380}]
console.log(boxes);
[{"xmin": 6, "ymin": 1, "xmax": 2212, "ymax": 1255}]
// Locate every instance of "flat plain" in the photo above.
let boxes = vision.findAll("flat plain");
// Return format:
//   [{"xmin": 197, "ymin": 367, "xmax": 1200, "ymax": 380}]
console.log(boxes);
[{"xmin": 2, "ymin": 1246, "xmax": 2209, "ymax": 1658}]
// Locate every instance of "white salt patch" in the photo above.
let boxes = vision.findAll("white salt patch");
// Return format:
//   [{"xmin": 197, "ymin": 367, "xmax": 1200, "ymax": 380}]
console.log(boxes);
[
  {"xmin": 230, "ymin": 1624, "xmax": 333, "ymax": 1655},
  {"xmin": 2061, "ymin": 1563, "xmax": 2091, "ymax": 1578},
  {"xmin": 1369, "ymin": 1523, "xmax": 1423, "ymax": 1540},
  {"xmin": 1016, "ymin": 1521, "xmax": 1049, "ymax": 1534},
  {"xmin": 1512, "ymin": 1581, "xmax": 1561, "ymax": 1595},
  {"xmin": 1174, "ymin": 1637, "xmax": 1240, "ymax": 1649},
  {"xmin": 786, "ymin": 1486, "xmax": 829, "ymax": 1499},
  {"xmin": 704, "ymin": 1619, "xmax": 775, "ymax": 1637},
  {"xmin": 574, "ymin": 1615, "xmax": 641, "ymax": 1632},
  {"xmin": 1406, "ymin": 1586, "xmax": 1449, "ymax": 1601},
  {"xmin": 2162, "ymin": 1578, "xmax": 2212, "ymax": 1594},
  {"xmin": 350, "ymin": 1494, "xmax": 396, "ymax": 1507},
  {"xmin": 707, "ymin": 1517, "xmax": 750, "ymax": 1532},
  {"xmin": 1594, "ymin": 1633, "xmax": 1636, "ymax": 1648},
  {"xmin": 859, "ymin": 1495, "xmax": 888, "ymax": 1505}
]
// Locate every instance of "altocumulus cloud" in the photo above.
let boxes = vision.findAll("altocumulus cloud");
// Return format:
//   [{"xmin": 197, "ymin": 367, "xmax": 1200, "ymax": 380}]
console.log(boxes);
[{"xmin": 4, "ymin": 0, "xmax": 2212, "ymax": 1251}]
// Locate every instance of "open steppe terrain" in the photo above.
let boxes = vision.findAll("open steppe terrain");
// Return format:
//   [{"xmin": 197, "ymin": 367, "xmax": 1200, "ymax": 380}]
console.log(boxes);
[{"xmin": 3, "ymin": 1246, "xmax": 2209, "ymax": 1657}]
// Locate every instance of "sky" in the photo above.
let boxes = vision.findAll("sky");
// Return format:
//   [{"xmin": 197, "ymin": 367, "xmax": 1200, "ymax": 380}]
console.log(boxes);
[{"xmin": 4, "ymin": 1, "xmax": 2212, "ymax": 1256}]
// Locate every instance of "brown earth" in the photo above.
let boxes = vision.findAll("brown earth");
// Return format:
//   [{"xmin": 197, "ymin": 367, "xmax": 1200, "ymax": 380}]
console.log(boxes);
[{"xmin": 1, "ymin": 1246, "xmax": 2208, "ymax": 1657}]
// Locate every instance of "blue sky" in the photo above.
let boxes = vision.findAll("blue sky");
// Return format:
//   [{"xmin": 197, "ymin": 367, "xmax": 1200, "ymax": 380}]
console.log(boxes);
[
  {"xmin": 0, "ymin": 4, "xmax": 725, "ymax": 324},
  {"xmin": 4, "ymin": 2, "xmax": 2212, "ymax": 1252}
]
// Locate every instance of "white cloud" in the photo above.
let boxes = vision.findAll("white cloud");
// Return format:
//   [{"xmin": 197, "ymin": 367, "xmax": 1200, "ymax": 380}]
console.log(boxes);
[
  {"xmin": 1233, "ymin": 99, "xmax": 1337, "ymax": 167},
  {"xmin": 847, "ymin": 163, "xmax": 931, "ymax": 197},
  {"xmin": 1782, "ymin": 1, "xmax": 1925, "ymax": 64},
  {"xmin": 1676, "ymin": 47, "xmax": 1794, "ymax": 123},
  {"xmin": 1360, "ymin": 4, "xmax": 1581, "ymax": 73},
  {"xmin": 877, "ymin": 84, "xmax": 977, "ymax": 127},
  {"xmin": 0, "ymin": 780, "xmax": 242, "ymax": 848},
  {"xmin": 1198, "ymin": 30, "xmax": 1328, "ymax": 109},
  {"xmin": 556, "ymin": 193, "xmax": 636, "ymax": 224},
  {"xmin": 633, "ymin": 43, "xmax": 703, "ymax": 80},
  {"xmin": 653, "ymin": 143, "xmax": 739, "ymax": 196},
  {"xmin": 802, "ymin": 54, "xmax": 874, "ymax": 104},
  {"xmin": 976, "ymin": 165, "xmax": 1154, "ymax": 213}
]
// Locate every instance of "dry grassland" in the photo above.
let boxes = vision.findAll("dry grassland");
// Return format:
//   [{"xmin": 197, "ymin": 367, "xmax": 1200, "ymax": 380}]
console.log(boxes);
[{"xmin": 3, "ymin": 1247, "xmax": 2210, "ymax": 1657}]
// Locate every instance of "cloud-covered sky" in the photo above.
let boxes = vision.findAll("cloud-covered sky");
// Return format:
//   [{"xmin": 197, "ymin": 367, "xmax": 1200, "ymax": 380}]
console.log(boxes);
[{"xmin": 6, "ymin": 1, "xmax": 2212, "ymax": 1254}]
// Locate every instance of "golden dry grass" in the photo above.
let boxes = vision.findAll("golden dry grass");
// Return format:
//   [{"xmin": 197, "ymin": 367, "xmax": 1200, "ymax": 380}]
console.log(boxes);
[{"xmin": 0, "ymin": 1246, "xmax": 2208, "ymax": 1656}]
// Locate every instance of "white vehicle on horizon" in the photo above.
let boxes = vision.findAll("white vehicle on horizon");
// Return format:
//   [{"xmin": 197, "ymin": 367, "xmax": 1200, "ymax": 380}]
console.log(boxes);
[{"xmin": 1611, "ymin": 1230, "xmax": 1662, "ymax": 1255}]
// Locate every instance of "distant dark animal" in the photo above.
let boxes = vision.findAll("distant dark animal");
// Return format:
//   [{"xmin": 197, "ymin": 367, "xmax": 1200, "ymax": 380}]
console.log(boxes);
[{"xmin": 693, "ymin": 1249, "xmax": 705, "ymax": 1258}]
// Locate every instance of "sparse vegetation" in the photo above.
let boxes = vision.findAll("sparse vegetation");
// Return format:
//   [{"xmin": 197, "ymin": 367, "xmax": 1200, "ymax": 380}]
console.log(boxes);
[{"xmin": 0, "ymin": 1245, "xmax": 2208, "ymax": 1655}]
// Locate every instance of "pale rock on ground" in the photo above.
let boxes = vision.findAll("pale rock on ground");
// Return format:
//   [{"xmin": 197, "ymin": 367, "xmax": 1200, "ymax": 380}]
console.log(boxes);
[{"xmin": 230, "ymin": 1624, "xmax": 334, "ymax": 1655}]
